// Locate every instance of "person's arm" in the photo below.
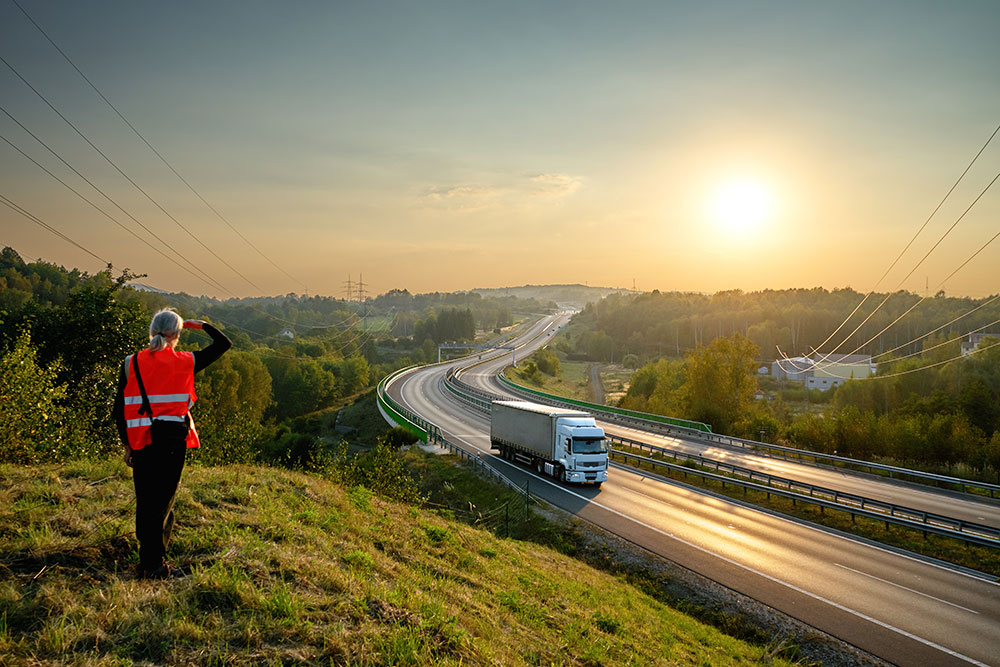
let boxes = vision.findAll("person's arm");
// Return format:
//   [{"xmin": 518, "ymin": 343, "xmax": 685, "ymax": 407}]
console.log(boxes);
[
  {"xmin": 189, "ymin": 321, "xmax": 232, "ymax": 373},
  {"xmin": 113, "ymin": 360, "xmax": 132, "ymax": 466}
]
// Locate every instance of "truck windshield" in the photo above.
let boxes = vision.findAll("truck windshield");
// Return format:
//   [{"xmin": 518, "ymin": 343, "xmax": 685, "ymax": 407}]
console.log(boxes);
[{"xmin": 572, "ymin": 438, "xmax": 607, "ymax": 454}]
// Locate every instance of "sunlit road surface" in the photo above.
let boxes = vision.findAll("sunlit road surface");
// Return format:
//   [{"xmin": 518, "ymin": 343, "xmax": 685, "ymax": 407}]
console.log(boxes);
[
  {"xmin": 386, "ymin": 315, "xmax": 1000, "ymax": 666},
  {"xmin": 461, "ymin": 330, "xmax": 1000, "ymax": 532}
]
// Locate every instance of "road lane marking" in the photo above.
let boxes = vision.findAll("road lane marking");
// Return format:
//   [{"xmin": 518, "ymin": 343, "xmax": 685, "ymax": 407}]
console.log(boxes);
[
  {"xmin": 834, "ymin": 564, "xmax": 979, "ymax": 614},
  {"xmin": 456, "ymin": 442, "xmax": 990, "ymax": 667}
]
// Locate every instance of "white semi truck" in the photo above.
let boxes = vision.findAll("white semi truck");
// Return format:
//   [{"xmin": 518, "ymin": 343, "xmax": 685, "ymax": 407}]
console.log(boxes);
[{"xmin": 490, "ymin": 400, "xmax": 608, "ymax": 486}]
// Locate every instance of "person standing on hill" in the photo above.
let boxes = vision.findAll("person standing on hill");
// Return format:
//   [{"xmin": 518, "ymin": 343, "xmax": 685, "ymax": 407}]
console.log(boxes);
[{"xmin": 112, "ymin": 308, "xmax": 231, "ymax": 579}]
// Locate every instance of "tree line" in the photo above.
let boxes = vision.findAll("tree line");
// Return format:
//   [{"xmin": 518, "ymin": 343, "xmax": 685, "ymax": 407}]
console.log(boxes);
[
  {"xmin": 570, "ymin": 288, "xmax": 1000, "ymax": 363},
  {"xmin": 618, "ymin": 331, "xmax": 1000, "ymax": 477},
  {"xmin": 0, "ymin": 248, "xmax": 546, "ymax": 467}
]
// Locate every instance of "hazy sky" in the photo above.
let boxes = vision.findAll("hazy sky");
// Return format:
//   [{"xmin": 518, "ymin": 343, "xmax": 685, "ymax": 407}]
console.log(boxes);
[{"xmin": 2, "ymin": 1, "xmax": 998, "ymax": 298}]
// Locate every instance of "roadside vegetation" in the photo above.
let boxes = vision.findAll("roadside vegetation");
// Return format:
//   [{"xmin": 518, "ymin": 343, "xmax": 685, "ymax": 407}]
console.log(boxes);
[
  {"xmin": 0, "ymin": 388, "xmax": 818, "ymax": 666},
  {"xmin": 0, "ymin": 253, "xmax": 831, "ymax": 665},
  {"xmin": 533, "ymin": 288, "xmax": 1000, "ymax": 485},
  {"xmin": 0, "ymin": 247, "xmax": 551, "ymax": 469}
]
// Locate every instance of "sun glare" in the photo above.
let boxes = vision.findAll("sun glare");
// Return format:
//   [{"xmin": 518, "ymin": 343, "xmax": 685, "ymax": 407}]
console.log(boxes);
[{"xmin": 709, "ymin": 180, "xmax": 774, "ymax": 236}]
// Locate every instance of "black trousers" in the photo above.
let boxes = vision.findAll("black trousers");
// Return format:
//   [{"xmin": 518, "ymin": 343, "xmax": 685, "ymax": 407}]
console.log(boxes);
[{"xmin": 131, "ymin": 439, "xmax": 187, "ymax": 572}]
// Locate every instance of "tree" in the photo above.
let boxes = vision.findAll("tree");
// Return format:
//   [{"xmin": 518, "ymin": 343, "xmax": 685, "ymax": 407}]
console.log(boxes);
[
  {"xmin": 31, "ymin": 274, "xmax": 147, "ymax": 453},
  {"xmin": 679, "ymin": 333, "xmax": 759, "ymax": 433},
  {"xmin": 534, "ymin": 348, "xmax": 560, "ymax": 376}
]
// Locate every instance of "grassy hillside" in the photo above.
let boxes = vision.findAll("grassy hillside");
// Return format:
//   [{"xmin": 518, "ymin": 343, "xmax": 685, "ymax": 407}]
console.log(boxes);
[{"xmin": 0, "ymin": 460, "xmax": 802, "ymax": 666}]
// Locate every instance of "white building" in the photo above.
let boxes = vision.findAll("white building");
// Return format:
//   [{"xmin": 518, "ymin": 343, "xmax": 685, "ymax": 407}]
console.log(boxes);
[
  {"xmin": 772, "ymin": 353, "xmax": 875, "ymax": 391},
  {"xmin": 961, "ymin": 332, "xmax": 999, "ymax": 356}
]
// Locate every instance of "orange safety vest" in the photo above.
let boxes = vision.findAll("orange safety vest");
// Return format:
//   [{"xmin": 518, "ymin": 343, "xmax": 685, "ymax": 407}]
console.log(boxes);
[{"xmin": 123, "ymin": 348, "xmax": 200, "ymax": 451}]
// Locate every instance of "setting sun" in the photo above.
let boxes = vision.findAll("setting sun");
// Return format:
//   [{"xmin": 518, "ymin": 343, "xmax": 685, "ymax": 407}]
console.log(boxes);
[{"xmin": 709, "ymin": 180, "xmax": 775, "ymax": 236}]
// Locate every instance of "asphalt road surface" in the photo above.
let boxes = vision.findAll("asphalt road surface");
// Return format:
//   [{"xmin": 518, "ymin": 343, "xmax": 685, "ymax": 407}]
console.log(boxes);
[{"xmin": 386, "ymin": 313, "xmax": 1000, "ymax": 666}]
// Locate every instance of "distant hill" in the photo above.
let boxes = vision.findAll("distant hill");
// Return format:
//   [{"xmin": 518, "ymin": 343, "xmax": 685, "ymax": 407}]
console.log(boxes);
[{"xmin": 470, "ymin": 284, "xmax": 633, "ymax": 309}]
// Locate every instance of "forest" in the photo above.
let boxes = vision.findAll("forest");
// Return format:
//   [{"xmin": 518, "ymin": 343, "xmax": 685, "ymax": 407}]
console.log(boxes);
[
  {"xmin": 571, "ymin": 288, "xmax": 1000, "ymax": 363},
  {"xmin": 0, "ymin": 247, "xmax": 547, "ymax": 467},
  {"xmin": 549, "ymin": 289, "xmax": 1000, "ymax": 478}
]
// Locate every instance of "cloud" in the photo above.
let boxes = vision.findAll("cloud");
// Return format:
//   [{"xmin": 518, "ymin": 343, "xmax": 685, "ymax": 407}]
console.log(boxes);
[
  {"xmin": 529, "ymin": 173, "xmax": 582, "ymax": 198},
  {"xmin": 420, "ymin": 172, "xmax": 583, "ymax": 212},
  {"xmin": 421, "ymin": 185, "xmax": 505, "ymax": 211}
]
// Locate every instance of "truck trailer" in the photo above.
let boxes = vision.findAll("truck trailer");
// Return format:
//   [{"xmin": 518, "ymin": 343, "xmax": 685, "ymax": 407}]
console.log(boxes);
[{"xmin": 490, "ymin": 400, "xmax": 608, "ymax": 486}]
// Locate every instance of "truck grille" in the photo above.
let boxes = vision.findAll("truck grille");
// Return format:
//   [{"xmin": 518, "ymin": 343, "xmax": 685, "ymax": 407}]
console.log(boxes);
[{"xmin": 579, "ymin": 461, "xmax": 604, "ymax": 468}]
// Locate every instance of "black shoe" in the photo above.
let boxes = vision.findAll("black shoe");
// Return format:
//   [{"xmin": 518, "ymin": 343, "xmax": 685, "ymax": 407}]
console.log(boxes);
[{"xmin": 140, "ymin": 563, "xmax": 186, "ymax": 580}]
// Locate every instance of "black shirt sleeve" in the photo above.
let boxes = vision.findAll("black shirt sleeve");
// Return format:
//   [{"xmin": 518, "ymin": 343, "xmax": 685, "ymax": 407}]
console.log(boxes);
[{"xmin": 193, "ymin": 322, "xmax": 232, "ymax": 373}]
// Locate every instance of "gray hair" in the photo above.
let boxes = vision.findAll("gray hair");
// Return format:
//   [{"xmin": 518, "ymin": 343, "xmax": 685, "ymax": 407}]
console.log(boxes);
[{"xmin": 149, "ymin": 308, "xmax": 183, "ymax": 352}]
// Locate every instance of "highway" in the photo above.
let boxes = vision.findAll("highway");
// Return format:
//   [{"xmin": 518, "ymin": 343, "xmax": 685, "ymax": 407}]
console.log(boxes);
[
  {"xmin": 459, "ymin": 317, "xmax": 1000, "ymax": 533},
  {"xmin": 385, "ymin": 313, "xmax": 1000, "ymax": 666}
]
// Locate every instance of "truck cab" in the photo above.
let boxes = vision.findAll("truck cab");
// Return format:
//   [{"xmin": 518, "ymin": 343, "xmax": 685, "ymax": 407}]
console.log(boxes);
[{"xmin": 555, "ymin": 419, "xmax": 609, "ymax": 484}]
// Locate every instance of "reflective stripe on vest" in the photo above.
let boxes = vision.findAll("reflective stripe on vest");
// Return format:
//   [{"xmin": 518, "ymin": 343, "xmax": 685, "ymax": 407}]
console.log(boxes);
[{"xmin": 123, "ymin": 348, "xmax": 199, "ymax": 451}]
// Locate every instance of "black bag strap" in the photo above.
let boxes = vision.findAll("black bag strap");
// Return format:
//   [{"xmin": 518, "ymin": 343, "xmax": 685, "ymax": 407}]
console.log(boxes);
[{"xmin": 131, "ymin": 353, "xmax": 153, "ymax": 417}]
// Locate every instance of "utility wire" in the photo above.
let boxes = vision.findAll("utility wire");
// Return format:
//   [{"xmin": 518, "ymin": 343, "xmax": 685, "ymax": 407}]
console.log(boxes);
[
  {"xmin": 0, "ymin": 127, "xmax": 229, "ymax": 294},
  {"xmin": 866, "ymin": 339, "xmax": 1000, "ymax": 380},
  {"xmin": 867, "ymin": 293, "xmax": 1000, "ymax": 363},
  {"xmin": 1, "ymin": 194, "xmax": 109, "ymax": 265},
  {"xmin": 0, "ymin": 53, "xmax": 266, "ymax": 293},
  {"xmin": 808, "ymin": 169, "xmax": 1000, "ymax": 372},
  {"xmin": 799, "ymin": 122, "xmax": 1000, "ymax": 365},
  {"xmin": 876, "ymin": 317, "xmax": 1000, "ymax": 365},
  {"xmin": 8, "ymin": 0, "xmax": 309, "ymax": 293}
]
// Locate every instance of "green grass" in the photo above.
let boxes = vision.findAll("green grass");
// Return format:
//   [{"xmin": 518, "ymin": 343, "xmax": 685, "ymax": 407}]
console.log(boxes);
[
  {"xmin": 598, "ymin": 363, "xmax": 634, "ymax": 406},
  {"xmin": 0, "ymin": 460, "xmax": 803, "ymax": 666},
  {"xmin": 613, "ymin": 446, "xmax": 1000, "ymax": 577},
  {"xmin": 509, "ymin": 358, "xmax": 594, "ymax": 402}
]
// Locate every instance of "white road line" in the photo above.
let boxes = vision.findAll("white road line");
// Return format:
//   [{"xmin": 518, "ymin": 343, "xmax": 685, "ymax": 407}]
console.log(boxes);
[
  {"xmin": 834, "ymin": 564, "xmax": 980, "ymax": 615},
  {"xmin": 447, "ymin": 438, "xmax": 989, "ymax": 667}
]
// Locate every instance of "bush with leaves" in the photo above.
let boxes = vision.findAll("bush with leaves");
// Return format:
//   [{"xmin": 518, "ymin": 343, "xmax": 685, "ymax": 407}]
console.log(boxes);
[
  {"xmin": 0, "ymin": 332, "xmax": 75, "ymax": 463},
  {"xmin": 324, "ymin": 436, "xmax": 424, "ymax": 504}
]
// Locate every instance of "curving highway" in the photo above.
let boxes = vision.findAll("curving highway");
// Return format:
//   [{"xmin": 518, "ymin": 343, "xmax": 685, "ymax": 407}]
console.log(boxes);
[{"xmin": 385, "ymin": 313, "xmax": 1000, "ymax": 666}]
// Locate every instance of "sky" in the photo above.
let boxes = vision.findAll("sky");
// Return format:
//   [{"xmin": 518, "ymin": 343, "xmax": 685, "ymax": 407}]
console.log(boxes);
[{"xmin": 2, "ymin": 0, "xmax": 999, "ymax": 299}]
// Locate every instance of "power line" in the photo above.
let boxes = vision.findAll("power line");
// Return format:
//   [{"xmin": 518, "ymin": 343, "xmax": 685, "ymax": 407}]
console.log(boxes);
[
  {"xmin": 875, "ymin": 316, "xmax": 1000, "ymax": 366},
  {"xmin": 801, "ymin": 122, "xmax": 1000, "ymax": 364},
  {"xmin": 865, "ymin": 339, "xmax": 1000, "ymax": 380},
  {"xmin": 808, "ymin": 170, "xmax": 1000, "ymax": 371},
  {"xmin": 866, "ymin": 293, "xmax": 1000, "ymax": 363},
  {"xmin": 0, "ymin": 52, "xmax": 265, "ymax": 293},
  {"xmin": 0, "ymin": 106, "xmax": 231, "ymax": 294},
  {"xmin": 0, "ymin": 194, "xmax": 109, "ymax": 265},
  {"xmin": 8, "ymin": 0, "xmax": 309, "ymax": 293},
  {"xmin": 0, "ymin": 126, "xmax": 230, "ymax": 294}
]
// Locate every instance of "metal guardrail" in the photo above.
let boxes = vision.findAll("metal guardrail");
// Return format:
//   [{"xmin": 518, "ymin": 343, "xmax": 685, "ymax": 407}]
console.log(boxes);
[
  {"xmin": 610, "ymin": 434, "xmax": 1000, "ymax": 545},
  {"xmin": 445, "ymin": 371, "xmax": 1000, "ymax": 545},
  {"xmin": 439, "ymin": 365, "xmax": 1000, "ymax": 549},
  {"xmin": 378, "ymin": 367, "xmax": 528, "ymax": 500},
  {"xmin": 610, "ymin": 449, "xmax": 1000, "ymax": 550},
  {"xmin": 495, "ymin": 372, "xmax": 1000, "ymax": 498},
  {"xmin": 377, "ymin": 366, "xmax": 442, "ymax": 444}
]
